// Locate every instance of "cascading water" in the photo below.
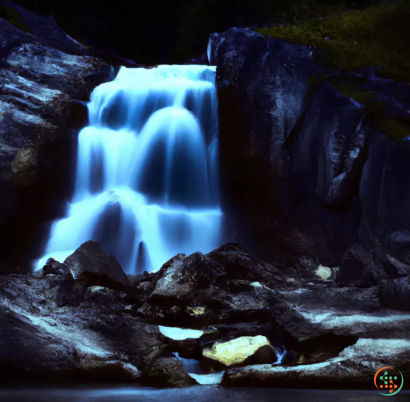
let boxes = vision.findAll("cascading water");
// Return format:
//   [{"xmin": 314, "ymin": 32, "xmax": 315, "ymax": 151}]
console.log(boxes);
[{"xmin": 36, "ymin": 65, "xmax": 222, "ymax": 274}]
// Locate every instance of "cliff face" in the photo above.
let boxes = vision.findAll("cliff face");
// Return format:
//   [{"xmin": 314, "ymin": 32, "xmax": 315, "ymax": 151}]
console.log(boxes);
[
  {"xmin": 0, "ymin": 16, "xmax": 112, "ymax": 273},
  {"xmin": 211, "ymin": 28, "xmax": 410, "ymax": 283}
]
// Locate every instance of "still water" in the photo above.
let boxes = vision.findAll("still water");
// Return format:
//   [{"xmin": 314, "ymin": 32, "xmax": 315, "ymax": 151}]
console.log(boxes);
[{"xmin": 0, "ymin": 386, "xmax": 409, "ymax": 402}]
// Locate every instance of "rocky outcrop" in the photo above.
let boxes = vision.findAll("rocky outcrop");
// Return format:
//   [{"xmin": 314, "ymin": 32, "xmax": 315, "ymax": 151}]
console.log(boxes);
[
  {"xmin": 210, "ymin": 27, "xmax": 410, "ymax": 286},
  {"xmin": 210, "ymin": 28, "xmax": 368, "ymax": 267},
  {"xmin": 0, "ymin": 16, "xmax": 112, "ymax": 274}
]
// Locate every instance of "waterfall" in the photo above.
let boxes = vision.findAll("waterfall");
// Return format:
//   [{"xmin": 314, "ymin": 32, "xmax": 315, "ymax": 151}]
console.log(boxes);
[{"xmin": 36, "ymin": 65, "xmax": 222, "ymax": 274}]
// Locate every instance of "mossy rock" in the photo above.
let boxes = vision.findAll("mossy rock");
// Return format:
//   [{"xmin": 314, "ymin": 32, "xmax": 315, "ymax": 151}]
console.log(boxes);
[{"xmin": 258, "ymin": 1, "xmax": 410, "ymax": 82}]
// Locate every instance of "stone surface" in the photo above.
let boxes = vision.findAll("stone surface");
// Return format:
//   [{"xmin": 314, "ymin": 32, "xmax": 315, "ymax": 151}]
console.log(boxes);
[
  {"xmin": 64, "ymin": 241, "xmax": 130, "ymax": 289},
  {"xmin": 0, "ymin": 17, "xmax": 112, "ymax": 273},
  {"xmin": 1, "ymin": 243, "xmax": 410, "ymax": 388},
  {"xmin": 150, "ymin": 252, "xmax": 225, "ymax": 303},
  {"xmin": 203, "ymin": 336, "xmax": 277, "ymax": 367}
]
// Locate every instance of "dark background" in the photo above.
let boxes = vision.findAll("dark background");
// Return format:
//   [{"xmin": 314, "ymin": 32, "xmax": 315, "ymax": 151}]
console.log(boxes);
[{"xmin": 12, "ymin": 0, "xmax": 377, "ymax": 64}]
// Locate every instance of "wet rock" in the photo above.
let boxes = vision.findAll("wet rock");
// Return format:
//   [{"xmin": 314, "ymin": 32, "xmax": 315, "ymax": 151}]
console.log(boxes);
[
  {"xmin": 222, "ymin": 338, "xmax": 410, "ymax": 388},
  {"xmin": 64, "ymin": 241, "xmax": 130, "ymax": 289},
  {"xmin": 0, "ymin": 17, "xmax": 111, "ymax": 273},
  {"xmin": 379, "ymin": 276, "xmax": 410, "ymax": 311},
  {"xmin": 340, "ymin": 244, "xmax": 387, "ymax": 285},
  {"xmin": 385, "ymin": 254, "xmax": 410, "ymax": 278},
  {"xmin": 281, "ymin": 350, "xmax": 300, "ymax": 366},
  {"xmin": 150, "ymin": 252, "xmax": 225, "ymax": 304},
  {"xmin": 203, "ymin": 336, "xmax": 277, "ymax": 368},
  {"xmin": 207, "ymin": 244, "xmax": 282, "ymax": 286},
  {"xmin": 142, "ymin": 356, "xmax": 197, "ymax": 388},
  {"xmin": 359, "ymin": 133, "xmax": 410, "ymax": 263}
]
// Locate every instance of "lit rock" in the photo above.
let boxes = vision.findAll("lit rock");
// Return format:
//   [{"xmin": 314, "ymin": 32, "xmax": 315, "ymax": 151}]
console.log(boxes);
[
  {"xmin": 187, "ymin": 306, "xmax": 206, "ymax": 315},
  {"xmin": 159, "ymin": 326, "xmax": 204, "ymax": 340},
  {"xmin": 315, "ymin": 265, "xmax": 332, "ymax": 281},
  {"xmin": 203, "ymin": 336, "xmax": 277, "ymax": 367}
]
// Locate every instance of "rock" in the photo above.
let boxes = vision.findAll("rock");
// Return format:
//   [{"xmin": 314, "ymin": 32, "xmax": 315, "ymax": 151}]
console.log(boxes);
[
  {"xmin": 64, "ymin": 241, "xmax": 130, "ymax": 289},
  {"xmin": 0, "ymin": 17, "xmax": 111, "ymax": 274},
  {"xmin": 222, "ymin": 338, "xmax": 410, "ymax": 388},
  {"xmin": 0, "ymin": 0, "xmax": 88, "ymax": 55},
  {"xmin": 203, "ymin": 336, "xmax": 277, "ymax": 368},
  {"xmin": 385, "ymin": 254, "xmax": 410, "ymax": 278},
  {"xmin": 210, "ymin": 28, "xmax": 365, "ymax": 266},
  {"xmin": 0, "ymin": 272, "xmax": 166, "ymax": 382},
  {"xmin": 281, "ymin": 350, "xmax": 300, "ymax": 366},
  {"xmin": 340, "ymin": 243, "xmax": 387, "ymax": 285},
  {"xmin": 207, "ymin": 244, "xmax": 283, "ymax": 286},
  {"xmin": 379, "ymin": 277, "xmax": 410, "ymax": 311},
  {"xmin": 359, "ymin": 133, "xmax": 410, "ymax": 264},
  {"xmin": 150, "ymin": 252, "xmax": 225, "ymax": 304},
  {"xmin": 42, "ymin": 259, "xmax": 69, "ymax": 276},
  {"xmin": 143, "ymin": 356, "xmax": 196, "ymax": 388}
]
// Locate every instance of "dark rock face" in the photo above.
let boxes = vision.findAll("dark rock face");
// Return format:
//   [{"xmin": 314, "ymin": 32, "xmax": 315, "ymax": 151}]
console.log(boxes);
[
  {"xmin": 211, "ymin": 27, "xmax": 410, "ymax": 286},
  {"xmin": 64, "ymin": 241, "xmax": 130, "ymax": 289},
  {"xmin": 210, "ymin": 28, "xmax": 367, "ymax": 267},
  {"xmin": 0, "ymin": 17, "xmax": 112, "ymax": 274},
  {"xmin": 360, "ymin": 133, "xmax": 410, "ymax": 257}
]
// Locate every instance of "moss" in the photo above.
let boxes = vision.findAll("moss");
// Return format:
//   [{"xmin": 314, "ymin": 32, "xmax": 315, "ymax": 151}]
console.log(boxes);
[
  {"xmin": 374, "ymin": 118, "xmax": 410, "ymax": 142},
  {"xmin": 258, "ymin": 1, "xmax": 410, "ymax": 82},
  {"xmin": 333, "ymin": 83, "xmax": 374, "ymax": 106},
  {"xmin": 0, "ymin": 6, "xmax": 32, "ymax": 33}
]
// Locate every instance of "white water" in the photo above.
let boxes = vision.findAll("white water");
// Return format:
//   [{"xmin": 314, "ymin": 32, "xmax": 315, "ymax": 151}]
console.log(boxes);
[{"xmin": 36, "ymin": 65, "xmax": 222, "ymax": 274}]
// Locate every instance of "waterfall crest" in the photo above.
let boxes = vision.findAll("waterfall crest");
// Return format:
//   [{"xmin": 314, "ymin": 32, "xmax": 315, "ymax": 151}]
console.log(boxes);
[{"xmin": 36, "ymin": 65, "xmax": 222, "ymax": 274}]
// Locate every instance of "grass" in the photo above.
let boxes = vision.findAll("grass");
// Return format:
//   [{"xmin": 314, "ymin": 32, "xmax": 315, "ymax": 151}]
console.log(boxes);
[{"xmin": 257, "ymin": 1, "xmax": 410, "ymax": 82}]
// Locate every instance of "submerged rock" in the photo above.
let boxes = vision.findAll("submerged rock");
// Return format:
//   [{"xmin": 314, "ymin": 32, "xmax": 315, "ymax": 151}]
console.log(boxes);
[{"xmin": 203, "ymin": 336, "xmax": 277, "ymax": 367}]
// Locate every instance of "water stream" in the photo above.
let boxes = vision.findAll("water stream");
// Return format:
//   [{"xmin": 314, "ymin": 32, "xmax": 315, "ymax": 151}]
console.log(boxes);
[{"xmin": 36, "ymin": 65, "xmax": 222, "ymax": 274}]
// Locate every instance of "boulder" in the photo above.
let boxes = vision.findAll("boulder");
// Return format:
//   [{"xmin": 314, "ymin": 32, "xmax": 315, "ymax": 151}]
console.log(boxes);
[
  {"xmin": 142, "ymin": 356, "xmax": 197, "ymax": 388},
  {"xmin": 150, "ymin": 252, "xmax": 225, "ymax": 304},
  {"xmin": 340, "ymin": 243, "xmax": 387, "ymax": 285},
  {"xmin": 64, "ymin": 241, "xmax": 130, "ymax": 289},
  {"xmin": 0, "ymin": 270, "xmax": 165, "ymax": 382},
  {"xmin": 203, "ymin": 336, "xmax": 277, "ymax": 368}
]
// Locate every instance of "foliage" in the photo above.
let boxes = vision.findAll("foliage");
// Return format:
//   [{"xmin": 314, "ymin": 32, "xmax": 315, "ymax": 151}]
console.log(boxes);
[{"xmin": 258, "ymin": 1, "xmax": 410, "ymax": 82}]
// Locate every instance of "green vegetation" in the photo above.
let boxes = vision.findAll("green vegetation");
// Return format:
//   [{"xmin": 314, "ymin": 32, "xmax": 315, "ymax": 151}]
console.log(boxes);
[
  {"xmin": 375, "ymin": 118, "xmax": 410, "ymax": 142},
  {"xmin": 0, "ymin": 6, "xmax": 32, "ymax": 33},
  {"xmin": 258, "ymin": 1, "xmax": 410, "ymax": 82}
]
